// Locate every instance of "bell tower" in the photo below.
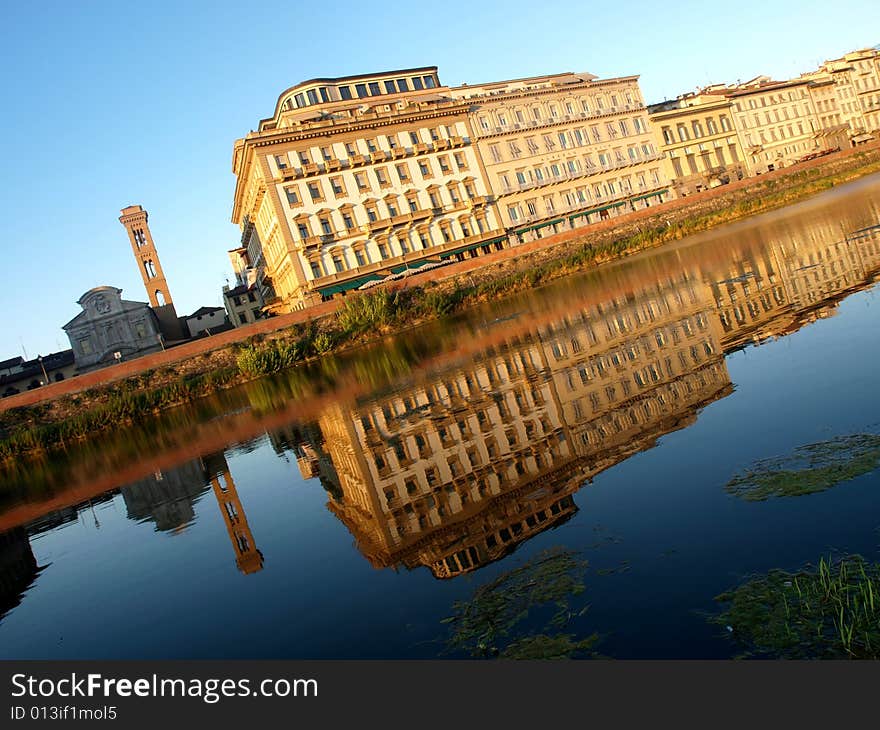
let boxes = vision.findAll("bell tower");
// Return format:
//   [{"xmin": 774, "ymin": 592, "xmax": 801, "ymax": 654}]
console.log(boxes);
[{"xmin": 119, "ymin": 205, "xmax": 174, "ymax": 308}]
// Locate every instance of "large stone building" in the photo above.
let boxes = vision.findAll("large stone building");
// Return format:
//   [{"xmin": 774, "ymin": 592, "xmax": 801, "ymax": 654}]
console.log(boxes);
[
  {"xmin": 231, "ymin": 67, "xmax": 505, "ymax": 312},
  {"xmin": 446, "ymin": 72, "xmax": 669, "ymax": 237},
  {"xmin": 230, "ymin": 65, "xmax": 670, "ymax": 312},
  {"xmin": 726, "ymin": 77, "xmax": 825, "ymax": 174},
  {"xmin": 803, "ymin": 48, "xmax": 880, "ymax": 144},
  {"xmin": 63, "ymin": 286, "xmax": 163, "ymax": 371}
]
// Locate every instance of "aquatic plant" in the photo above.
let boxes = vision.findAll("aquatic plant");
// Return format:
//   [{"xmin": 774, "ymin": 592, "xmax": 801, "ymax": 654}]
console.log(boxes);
[
  {"xmin": 713, "ymin": 555, "xmax": 880, "ymax": 659},
  {"xmin": 440, "ymin": 548, "xmax": 598, "ymax": 659},
  {"xmin": 726, "ymin": 433, "xmax": 880, "ymax": 501}
]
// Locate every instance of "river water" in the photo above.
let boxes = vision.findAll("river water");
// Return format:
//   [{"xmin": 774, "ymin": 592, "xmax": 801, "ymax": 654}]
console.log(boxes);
[{"xmin": 2, "ymin": 175, "xmax": 880, "ymax": 659}]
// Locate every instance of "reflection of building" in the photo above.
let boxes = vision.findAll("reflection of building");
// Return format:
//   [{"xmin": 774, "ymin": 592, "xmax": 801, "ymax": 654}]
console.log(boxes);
[
  {"xmin": 119, "ymin": 453, "xmax": 263, "ymax": 574},
  {"xmin": 209, "ymin": 468, "xmax": 263, "ymax": 575},
  {"xmin": 121, "ymin": 459, "xmax": 210, "ymax": 532},
  {"xmin": 0, "ymin": 528, "xmax": 41, "ymax": 622},
  {"xmin": 202, "ymin": 453, "xmax": 263, "ymax": 574},
  {"xmin": 290, "ymin": 216, "xmax": 880, "ymax": 579},
  {"xmin": 63, "ymin": 286, "xmax": 164, "ymax": 371},
  {"xmin": 303, "ymin": 266, "xmax": 731, "ymax": 578}
]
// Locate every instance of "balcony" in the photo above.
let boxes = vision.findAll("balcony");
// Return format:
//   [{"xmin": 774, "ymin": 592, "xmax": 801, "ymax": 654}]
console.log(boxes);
[
  {"xmin": 275, "ymin": 166, "xmax": 300, "ymax": 181},
  {"xmin": 366, "ymin": 218, "xmax": 392, "ymax": 232},
  {"xmin": 301, "ymin": 233, "xmax": 338, "ymax": 248}
]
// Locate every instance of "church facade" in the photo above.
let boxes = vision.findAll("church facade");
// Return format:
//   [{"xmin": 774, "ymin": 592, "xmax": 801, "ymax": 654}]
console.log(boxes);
[{"xmin": 63, "ymin": 286, "xmax": 163, "ymax": 371}]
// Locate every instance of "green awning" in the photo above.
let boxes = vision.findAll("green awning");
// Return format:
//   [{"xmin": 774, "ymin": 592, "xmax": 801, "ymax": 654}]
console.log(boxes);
[
  {"xmin": 440, "ymin": 237, "xmax": 505, "ymax": 259},
  {"xmin": 629, "ymin": 189, "xmax": 668, "ymax": 203},
  {"xmin": 515, "ymin": 218, "xmax": 564, "ymax": 234},
  {"xmin": 317, "ymin": 273, "xmax": 385, "ymax": 297}
]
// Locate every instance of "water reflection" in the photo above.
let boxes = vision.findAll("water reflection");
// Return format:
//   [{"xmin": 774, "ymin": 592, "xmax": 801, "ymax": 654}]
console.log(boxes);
[{"xmin": 1, "ymin": 184, "xmax": 880, "ymax": 610}]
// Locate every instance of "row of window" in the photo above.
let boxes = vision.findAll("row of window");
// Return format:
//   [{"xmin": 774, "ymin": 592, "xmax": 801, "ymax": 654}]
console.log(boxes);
[
  {"xmin": 476, "ymin": 89, "xmax": 641, "ymax": 131},
  {"xmin": 734, "ymin": 89, "xmax": 807, "ymax": 112},
  {"xmin": 743, "ymin": 121, "xmax": 812, "ymax": 148},
  {"xmin": 306, "ymin": 216, "xmax": 489, "ymax": 278},
  {"xmin": 498, "ymin": 146, "xmax": 658, "ymax": 190},
  {"xmin": 660, "ymin": 115, "xmax": 733, "ymax": 144},
  {"xmin": 487, "ymin": 119, "xmax": 648, "ymax": 163},
  {"xmin": 505, "ymin": 171, "xmax": 662, "ymax": 221},
  {"xmin": 292, "ymin": 182, "xmax": 482, "ymax": 239},
  {"xmin": 285, "ymin": 75, "xmax": 439, "ymax": 110},
  {"xmin": 273, "ymin": 125, "xmax": 462, "ymax": 171},
  {"xmin": 283, "ymin": 155, "xmax": 471, "ymax": 205}
]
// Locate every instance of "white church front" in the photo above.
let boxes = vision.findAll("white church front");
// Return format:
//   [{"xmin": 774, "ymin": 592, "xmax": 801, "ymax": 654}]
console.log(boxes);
[{"xmin": 63, "ymin": 286, "xmax": 164, "ymax": 371}]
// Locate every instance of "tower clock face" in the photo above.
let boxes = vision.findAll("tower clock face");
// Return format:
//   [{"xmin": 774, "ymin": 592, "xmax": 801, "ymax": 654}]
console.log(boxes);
[{"xmin": 94, "ymin": 294, "xmax": 111, "ymax": 314}]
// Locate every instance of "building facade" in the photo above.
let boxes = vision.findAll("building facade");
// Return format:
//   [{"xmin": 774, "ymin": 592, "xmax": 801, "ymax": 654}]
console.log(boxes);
[
  {"xmin": 232, "ymin": 67, "xmax": 505, "ymax": 311},
  {"xmin": 447, "ymin": 73, "xmax": 670, "ymax": 237},
  {"xmin": 648, "ymin": 91, "xmax": 745, "ymax": 196},
  {"xmin": 63, "ymin": 286, "xmax": 163, "ymax": 371},
  {"xmin": 726, "ymin": 78, "xmax": 824, "ymax": 175},
  {"xmin": 231, "ymin": 66, "xmax": 671, "ymax": 312},
  {"xmin": 0, "ymin": 350, "xmax": 76, "ymax": 398},
  {"xmin": 185, "ymin": 306, "xmax": 229, "ymax": 338}
]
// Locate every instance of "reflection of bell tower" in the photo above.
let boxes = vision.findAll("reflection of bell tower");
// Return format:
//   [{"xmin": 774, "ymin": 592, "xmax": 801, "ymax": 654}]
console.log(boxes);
[
  {"xmin": 210, "ymin": 469, "xmax": 263, "ymax": 575},
  {"xmin": 119, "ymin": 205, "xmax": 174, "ymax": 308}
]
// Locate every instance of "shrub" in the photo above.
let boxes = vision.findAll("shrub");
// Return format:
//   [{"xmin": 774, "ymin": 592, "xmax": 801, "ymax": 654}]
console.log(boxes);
[{"xmin": 236, "ymin": 339, "xmax": 301, "ymax": 376}]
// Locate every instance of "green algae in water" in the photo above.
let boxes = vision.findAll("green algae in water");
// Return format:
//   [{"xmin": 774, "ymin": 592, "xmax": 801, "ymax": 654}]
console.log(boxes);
[
  {"xmin": 726, "ymin": 433, "xmax": 880, "ymax": 501},
  {"xmin": 712, "ymin": 555, "xmax": 880, "ymax": 659},
  {"xmin": 441, "ymin": 548, "xmax": 599, "ymax": 659},
  {"xmin": 499, "ymin": 633, "xmax": 600, "ymax": 660}
]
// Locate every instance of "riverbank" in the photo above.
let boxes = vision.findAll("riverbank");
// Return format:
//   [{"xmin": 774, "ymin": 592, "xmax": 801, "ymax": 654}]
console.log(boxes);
[{"xmin": 3, "ymin": 145, "xmax": 880, "ymax": 462}]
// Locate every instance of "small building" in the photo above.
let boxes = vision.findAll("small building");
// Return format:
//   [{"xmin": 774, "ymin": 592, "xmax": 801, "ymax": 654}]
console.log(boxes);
[
  {"xmin": 63, "ymin": 286, "xmax": 163, "ymax": 371},
  {"xmin": 185, "ymin": 306, "xmax": 231, "ymax": 338},
  {"xmin": 648, "ymin": 91, "xmax": 746, "ymax": 196},
  {"xmin": 222, "ymin": 282, "xmax": 266, "ymax": 327},
  {"xmin": 0, "ymin": 357, "xmax": 24, "ymax": 379},
  {"xmin": 0, "ymin": 350, "xmax": 76, "ymax": 397}
]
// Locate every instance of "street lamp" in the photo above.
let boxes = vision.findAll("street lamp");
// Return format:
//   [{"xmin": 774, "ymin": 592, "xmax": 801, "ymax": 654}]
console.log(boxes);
[
  {"xmin": 157, "ymin": 333, "xmax": 165, "ymax": 351},
  {"xmin": 38, "ymin": 355, "xmax": 49, "ymax": 386}
]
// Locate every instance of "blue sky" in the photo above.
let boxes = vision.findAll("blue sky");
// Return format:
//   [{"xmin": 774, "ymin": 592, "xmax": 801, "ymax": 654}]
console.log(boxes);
[{"xmin": 0, "ymin": 1, "xmax": 876, "ymax": 359}]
